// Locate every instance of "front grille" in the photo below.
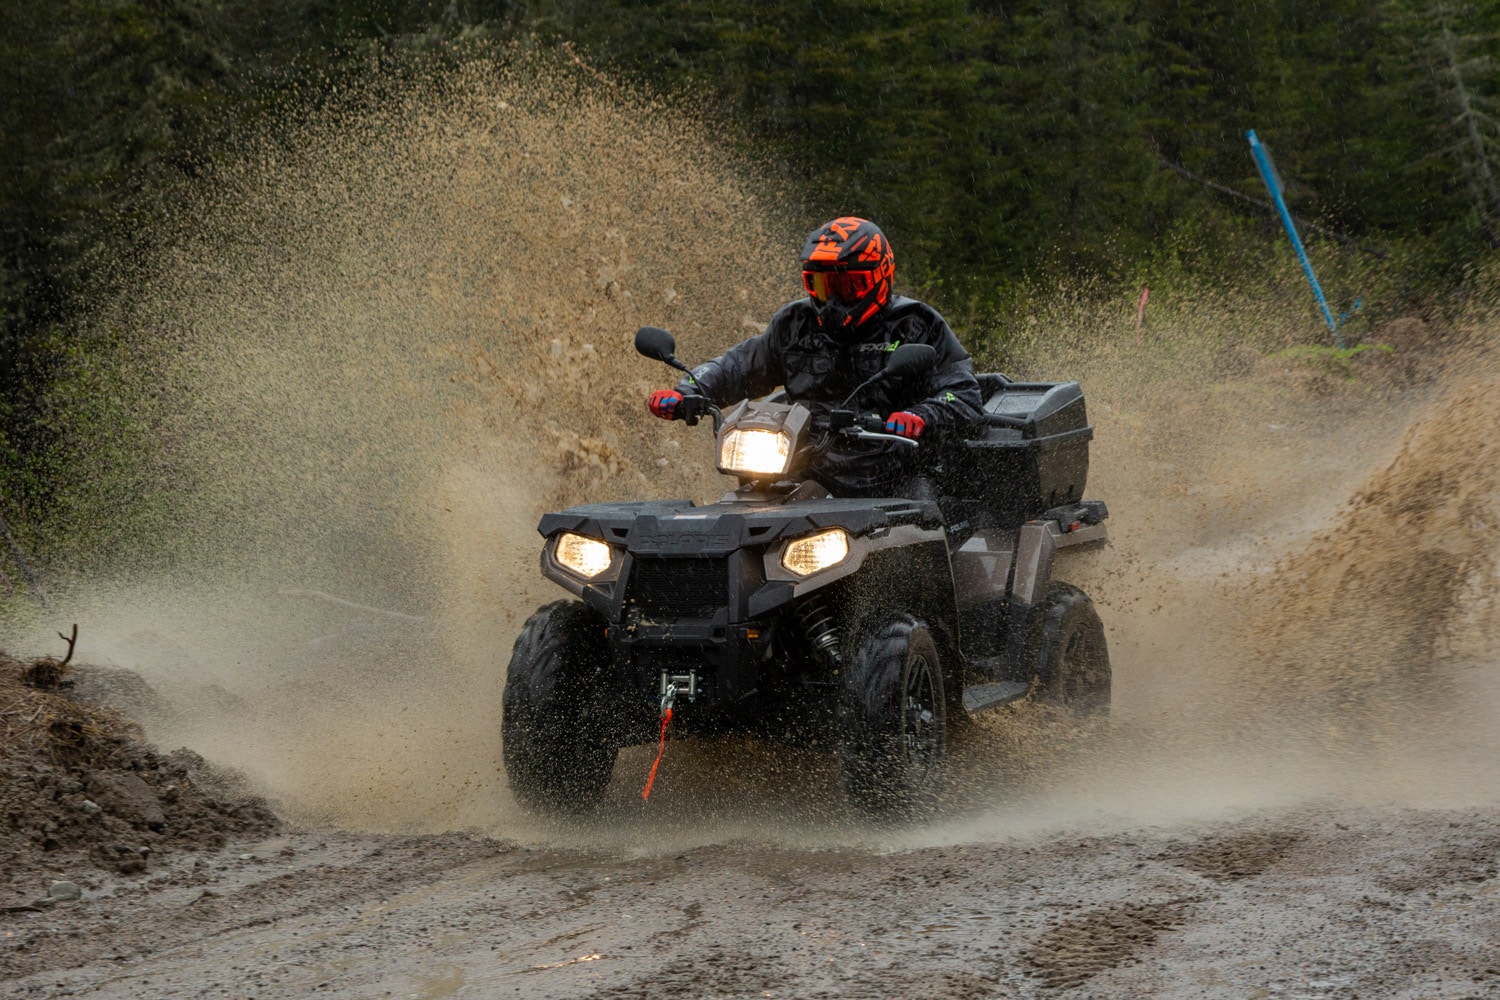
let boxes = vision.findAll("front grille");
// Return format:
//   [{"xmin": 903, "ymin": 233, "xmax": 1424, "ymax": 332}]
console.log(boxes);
[{"xmin": 628, "ymin": 558, "xmax": 728, "ymax": 618}]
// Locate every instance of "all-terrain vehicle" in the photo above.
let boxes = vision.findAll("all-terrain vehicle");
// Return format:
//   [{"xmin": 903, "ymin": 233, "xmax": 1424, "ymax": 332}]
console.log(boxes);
[{"xmin": 502, "ymin": 327, "xmax": 1111, "ymax": 818}]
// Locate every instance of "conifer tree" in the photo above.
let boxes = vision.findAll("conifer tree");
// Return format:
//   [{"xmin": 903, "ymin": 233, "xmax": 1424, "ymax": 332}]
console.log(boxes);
[{"xmin": 1430, "ymin": 7, "xmax": 1500, "ymax": 244}]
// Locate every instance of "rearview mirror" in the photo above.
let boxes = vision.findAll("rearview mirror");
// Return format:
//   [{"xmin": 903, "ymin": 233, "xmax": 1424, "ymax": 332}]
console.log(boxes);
[
  {"xmin": 883, "ymin": 342, "xmax": 938, "ymax": 380},
  {"xmin": 635, "ymin": 326, "xmax": 677, "ymax": 363}
]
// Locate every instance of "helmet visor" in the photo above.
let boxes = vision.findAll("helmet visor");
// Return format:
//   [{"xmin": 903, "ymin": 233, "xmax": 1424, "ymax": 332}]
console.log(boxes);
[{"xmin": 804, "ymin": 268, "xmax": 877, "ymax": 305}]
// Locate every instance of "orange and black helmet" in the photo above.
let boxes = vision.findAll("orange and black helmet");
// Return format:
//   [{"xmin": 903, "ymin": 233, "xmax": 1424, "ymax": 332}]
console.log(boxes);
[{"xmin": 800, "ymin": 217, "xmax": 895, "ymax": 332}]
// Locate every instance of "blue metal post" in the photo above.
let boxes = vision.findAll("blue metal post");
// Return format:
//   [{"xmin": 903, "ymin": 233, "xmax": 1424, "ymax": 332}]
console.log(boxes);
[{"xmin": 1247, "ymin": 130, "xmax": 1341, "ymax": 347}]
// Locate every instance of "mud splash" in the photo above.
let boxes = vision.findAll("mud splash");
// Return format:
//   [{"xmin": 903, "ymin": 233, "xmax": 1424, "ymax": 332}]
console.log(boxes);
[
  {"xmin": 5, "ymin": 51, "xmax": 796, "ymax": 833},
  {"xmin": 4, "ymin": 47, "xmax": 1498, "ymax": 849},
  {"xmin": 1234, "ymin": 369, "xmax": 1500, "ymax": 798},
  {"xmin": 933, "ymin": 310, "xmax": 1500, "ymax": 843},
  {"xmin": 1253, "ymin": 375, "xmax": 1500, "ymax": 708}
]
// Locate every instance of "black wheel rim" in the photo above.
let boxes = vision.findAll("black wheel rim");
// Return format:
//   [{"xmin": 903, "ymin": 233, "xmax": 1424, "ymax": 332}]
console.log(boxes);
[{"xmin": 902, "ymin": 653, "xmax": 940, "ymax": 786}]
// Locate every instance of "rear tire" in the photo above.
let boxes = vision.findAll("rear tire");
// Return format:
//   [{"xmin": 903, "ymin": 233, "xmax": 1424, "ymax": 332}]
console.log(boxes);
[
  {"xmin": 837, "ymin": 614, "xmax": 947, "ymax": 820},
  {"xmin": 1035, "ymin": 583, "xmax": 1111, "ymax": 716},
  {"xmin": 502, "ymin": 600, "xmax": 618, "ymax": 813}
]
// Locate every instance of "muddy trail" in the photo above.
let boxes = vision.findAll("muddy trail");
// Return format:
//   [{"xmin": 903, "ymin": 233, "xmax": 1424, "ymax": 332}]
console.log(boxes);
[
  {"xmin": 3, "ymin": 807, "xmax": 1497, "ymax": 999},
  {"xmin": 4, "ymin": 53, "xmax": 1500, "ymax": 998}
]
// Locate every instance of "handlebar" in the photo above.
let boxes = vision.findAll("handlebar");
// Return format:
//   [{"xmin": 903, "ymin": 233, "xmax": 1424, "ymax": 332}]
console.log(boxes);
[
  {"xmin": 676, "ymin": 394, "xmax": 723, "ymax": 433},
  {"xmin": 672, "ymin": 398, "xmax": 917, "ymax": 448},
  {"xmin": 821, "ymin": 409, "xmax": 923, "ymax": 447}
]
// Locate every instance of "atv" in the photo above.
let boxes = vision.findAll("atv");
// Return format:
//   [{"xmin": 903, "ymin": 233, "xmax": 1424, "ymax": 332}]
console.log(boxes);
[{"xmin": 502, "ymin": 326, "xmax": 1111, "ymax": 818}]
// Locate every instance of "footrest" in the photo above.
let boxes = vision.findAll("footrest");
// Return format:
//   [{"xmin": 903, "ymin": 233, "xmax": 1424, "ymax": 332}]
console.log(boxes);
[{"xmin": 962, "ymin": 680, "xmax": 1030, "ymax": 714}]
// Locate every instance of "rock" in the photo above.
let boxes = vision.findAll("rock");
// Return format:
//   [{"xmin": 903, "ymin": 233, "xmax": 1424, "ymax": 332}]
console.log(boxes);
[
  {"xmin": 81, "ymin": 800, "xmax": 99, "ymax": 813},
  {"xmin": 87, "ymin": 773, "xmax": 166, "ymax": 831},
  {"xmin": 47, "ymin": 881, "xmax": 81, "ymax": 902}
]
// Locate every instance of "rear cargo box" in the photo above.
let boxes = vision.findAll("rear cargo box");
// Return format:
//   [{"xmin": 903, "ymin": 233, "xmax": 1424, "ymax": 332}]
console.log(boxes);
[{"xmin": 938, "ymin": 374, "xmax": 1092, "ymax": 528}]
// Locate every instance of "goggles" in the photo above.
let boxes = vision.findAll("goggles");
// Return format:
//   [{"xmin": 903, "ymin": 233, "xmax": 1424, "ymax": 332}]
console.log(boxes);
[{"xmin": 803, "ymin": 267, "xmax": 877, "ymax": 305}]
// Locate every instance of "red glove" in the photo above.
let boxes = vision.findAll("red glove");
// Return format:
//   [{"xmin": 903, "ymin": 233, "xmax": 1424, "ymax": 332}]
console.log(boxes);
[
  {"xmin": 648, "ymin": 389, "xmax": 683, "ymax": 419},
  {"xmin": 884, "ymin": 411, "xmax": 926, "ymax": 438}
]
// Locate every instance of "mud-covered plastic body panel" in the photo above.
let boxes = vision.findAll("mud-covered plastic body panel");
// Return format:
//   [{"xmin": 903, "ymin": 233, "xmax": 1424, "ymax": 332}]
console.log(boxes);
[
  {"xmin": 538, "ymin": 496, "xmax": 944, "ymax": 621},
  {"xmin": 537, "ymin": 495, "xmax": 955, "ymax": 741}
]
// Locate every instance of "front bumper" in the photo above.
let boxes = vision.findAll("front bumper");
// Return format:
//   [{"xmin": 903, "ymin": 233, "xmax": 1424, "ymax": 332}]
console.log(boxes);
[{"xmin": 613, "ymin": 617, "xmax": 776, "ymax": 715}]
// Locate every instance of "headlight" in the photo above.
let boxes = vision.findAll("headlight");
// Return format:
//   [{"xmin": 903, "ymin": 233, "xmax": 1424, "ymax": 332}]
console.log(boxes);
[
  {"xmin": 554, "ymin": 532, "xmax": 613, "ymax": 578},
  {"xmin": 720, "ymin": 428, "xmax": 791, "ymax": 477},
  {"xmin": 782, "ymin": 528, "xmax": 849, "ymax": 577}
]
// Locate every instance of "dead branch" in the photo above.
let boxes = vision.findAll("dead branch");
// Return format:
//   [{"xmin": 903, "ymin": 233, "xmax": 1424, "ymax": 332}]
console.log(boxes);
[
  {"xmin": 56, "ymin": 623, "xmax": 77, "ymax": 668},
  {"xmin": 21, "ymin": 624, "xmax": 78, "ymax": 690}
]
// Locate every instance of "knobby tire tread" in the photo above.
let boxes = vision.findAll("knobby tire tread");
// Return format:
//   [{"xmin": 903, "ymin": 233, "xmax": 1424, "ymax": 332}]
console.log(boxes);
[{"xmin": 502, "ymin": 600, "xmax": 617, "ymax": 813}]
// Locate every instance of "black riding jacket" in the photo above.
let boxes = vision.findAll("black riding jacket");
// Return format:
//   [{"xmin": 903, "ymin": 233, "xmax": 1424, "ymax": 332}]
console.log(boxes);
[{"xmin": 676, "ymin": 296, "xmax": 984, "ymax": 494}]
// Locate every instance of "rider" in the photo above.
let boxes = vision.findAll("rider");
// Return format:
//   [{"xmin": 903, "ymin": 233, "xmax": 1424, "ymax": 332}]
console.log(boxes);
[{"xmin": 646, "ymin": 217, "xmax": 983, "ymax": 496}]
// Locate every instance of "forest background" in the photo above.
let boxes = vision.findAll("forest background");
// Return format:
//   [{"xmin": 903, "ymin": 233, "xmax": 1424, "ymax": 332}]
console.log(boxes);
[{"xmin": 2, "ymin": 0, "xmax": 1499, "ymax": 564}]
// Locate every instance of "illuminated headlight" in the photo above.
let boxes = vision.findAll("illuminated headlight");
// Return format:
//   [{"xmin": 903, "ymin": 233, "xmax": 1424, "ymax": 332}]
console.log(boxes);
[
  {"xmin": 554, "ymin": 532, "xmax": 613, "ymax": 578},
  {"xmin": 782, "ymin": 528, "xmax": 850, "ymax": 577},
  {"xmin": 719, "ymin": 429, "xmax": 791, "ymax": 477}
]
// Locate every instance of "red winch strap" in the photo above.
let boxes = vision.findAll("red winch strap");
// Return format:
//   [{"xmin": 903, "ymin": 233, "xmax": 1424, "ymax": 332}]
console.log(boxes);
[{"xmin": 640, "ymin": 706, "xmax": 673, "ymax": 801}]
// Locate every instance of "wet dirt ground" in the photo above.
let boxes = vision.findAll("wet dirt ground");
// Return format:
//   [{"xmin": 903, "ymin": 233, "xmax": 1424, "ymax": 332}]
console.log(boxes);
[{"xmin": 5, "ymin": 807, "xmax": 1498, "ymax": 999}]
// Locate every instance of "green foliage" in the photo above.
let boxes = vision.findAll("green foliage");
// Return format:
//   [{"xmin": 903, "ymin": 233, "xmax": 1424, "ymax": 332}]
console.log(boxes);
[
  {"xmin": 1268, "ymin": 342, "xmax": 1397, "ymax": 385},
  {"xmin": 521, "ymin": 0, "xmax": 1498, "ymax": 307},
  {"xmin": 523, "ymin": 0, "xmax": 1159, "ymax": 290}
]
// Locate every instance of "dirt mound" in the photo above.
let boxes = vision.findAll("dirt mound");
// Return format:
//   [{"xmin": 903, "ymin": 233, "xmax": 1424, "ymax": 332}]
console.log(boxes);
[
  {"xmin": 1244, "ymin": 374, "xmax": 1500, "ymax": 727},
  {"xmin": 0, "ymin": 654, "xmax": 277, "ymax": 903}
]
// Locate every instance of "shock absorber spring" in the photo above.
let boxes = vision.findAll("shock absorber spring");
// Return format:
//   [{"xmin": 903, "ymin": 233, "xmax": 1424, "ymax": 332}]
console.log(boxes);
[{"xmin": 795, "ymin": 593, "xmax": 840, "ymax": 665}]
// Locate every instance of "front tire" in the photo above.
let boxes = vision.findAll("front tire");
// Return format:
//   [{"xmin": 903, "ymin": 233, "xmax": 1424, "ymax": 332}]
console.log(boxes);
[
  {"xmin": 1034, "ymin": 583, "xmax": 1111, "ymax": 716},
  {"xmin": 502, "ymin": 600, "xmax": 618, "ymax": 813},
  {"xmin": 837, "ymin": 614, "xmax": 947, "ymax": 819}
]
